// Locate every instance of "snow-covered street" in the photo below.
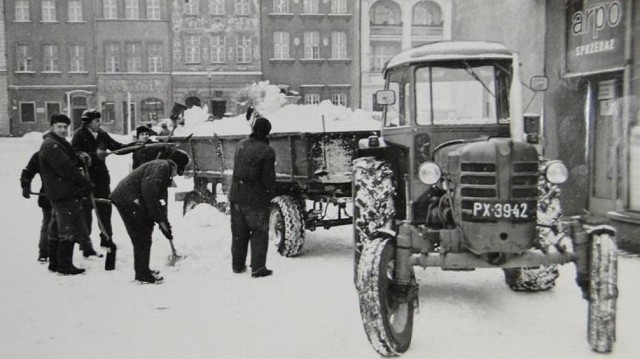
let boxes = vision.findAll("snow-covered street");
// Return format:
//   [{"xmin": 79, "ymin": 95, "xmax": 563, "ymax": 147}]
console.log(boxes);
[{"xmin": 1, "ymin": 136, "xmax": 639, "ymax": 359}]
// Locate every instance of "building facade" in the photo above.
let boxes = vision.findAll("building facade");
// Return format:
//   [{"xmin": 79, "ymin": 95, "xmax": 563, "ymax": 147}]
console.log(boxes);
[
  {"xmin": 260, "ymin": 0, "xmax": 360, "ymax": 108},
  {"xmin": 94, "ymin": 0, "xmax": 172, "ymax": 135},
  {"xmin": 544, "ymin": 0, "xmax": 640, "ymax": 248},
  {"xmin": 171, "ymin": 0, "xmax": 262, "ymax": 118},
  {"xmin": 5, "ymin": 0, "xmax": 98, "ymax": 135},
  {"xmin": 360, "ymin": 0, "xmax": 452, "ymax": 111},
  {"xmin": 0, "ymin": 1, "xmax": 10, "ymax": 136}
]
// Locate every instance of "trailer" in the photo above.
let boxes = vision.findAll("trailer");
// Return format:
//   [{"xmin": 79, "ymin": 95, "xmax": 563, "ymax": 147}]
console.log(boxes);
[{"xmin": 171, "ymin": 129, "xmax": 377, "ymax": 257}]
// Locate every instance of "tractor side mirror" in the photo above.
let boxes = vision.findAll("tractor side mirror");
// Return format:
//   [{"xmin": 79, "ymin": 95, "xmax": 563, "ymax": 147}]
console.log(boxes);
[
  {"xmin": 375, "ymin": 90, "xmax": 396, "ymax": 106},
  {"xmin": 529, "ymin": 76, "xmax": 549, "ymax": 92},
  {"xmin": 523, "ymin": 113, "xmax": 540, "ymax": 144}
]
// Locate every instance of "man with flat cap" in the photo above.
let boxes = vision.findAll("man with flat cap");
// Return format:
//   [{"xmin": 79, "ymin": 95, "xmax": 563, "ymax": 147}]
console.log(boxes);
[
  {"xmin": 39, "ymin": 114, "xmax": 94, "ymax": 275},
  {"xmin": 228, "ymin": 115, "xmax": 276, "ymax": 278}
]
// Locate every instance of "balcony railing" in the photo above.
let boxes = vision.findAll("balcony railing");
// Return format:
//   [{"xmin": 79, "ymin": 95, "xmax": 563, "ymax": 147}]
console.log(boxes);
[
  {"xmin": 411, "ymin": 24, "xmax": 443, "ymax": 37},
  {"xmin": 370, "ymin": 23, "xmax": 402, "ymax": 36}
]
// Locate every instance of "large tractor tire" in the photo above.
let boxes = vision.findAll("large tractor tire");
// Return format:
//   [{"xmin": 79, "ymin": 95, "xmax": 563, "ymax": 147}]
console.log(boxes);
[
  {"xmin": 183, "ymin": 189, "xmax": 216, "ymax": 215},
  {"xmin": 353, "ymin": 157, "xmax": 395, "ymax": 267},
  {"xmin": 503, "ymin": 265, "xmax": 559, "ymax": 292},
  {"xmin": 587, "ymin": 229, "xmax": 618, "ymax": 353},
  {"xmin": 269, "ymin": 195, "xmax": 305, "ymax": 257},
  {"xmin": 356, "ymin": 237, "xmax": 413, "ymax": 357}
]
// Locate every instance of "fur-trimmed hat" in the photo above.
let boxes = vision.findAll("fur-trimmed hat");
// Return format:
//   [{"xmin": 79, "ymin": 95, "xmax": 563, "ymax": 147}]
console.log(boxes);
[
  {"xmin": 50, "ymin": 114, "xmax": 71, "ymax": 125},
  {"xmin": 169, "ymin": 149, "xmax": 190, "ymax": 176},
  {"xmin": 252, "ymin": 117, "xmax": 272, "ymax": 138},
  {"xmin": 81, "ymin": 109, "xmax": 101, "ymax": 122},
  {"xmin": 136, "ymin": 125, "xmax": 151, "ymax": 138}
]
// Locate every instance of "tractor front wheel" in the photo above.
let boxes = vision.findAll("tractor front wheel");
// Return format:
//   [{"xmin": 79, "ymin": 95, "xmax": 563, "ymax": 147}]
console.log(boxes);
[{"xmin": 269, "ymin": 195, "xmax": 305, "ymax": 257}]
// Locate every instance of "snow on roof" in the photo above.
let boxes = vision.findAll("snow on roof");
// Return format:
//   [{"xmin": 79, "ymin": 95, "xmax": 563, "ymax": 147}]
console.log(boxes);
[{"xmin": 385, "ymin": 41, "xmax": 513, "ymax": 72}]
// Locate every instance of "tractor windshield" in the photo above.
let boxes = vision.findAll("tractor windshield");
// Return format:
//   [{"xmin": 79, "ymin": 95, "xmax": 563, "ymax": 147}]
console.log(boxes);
[{"xmin": 414, "ymin": 61, "xmax": 511, "ymax": 126}]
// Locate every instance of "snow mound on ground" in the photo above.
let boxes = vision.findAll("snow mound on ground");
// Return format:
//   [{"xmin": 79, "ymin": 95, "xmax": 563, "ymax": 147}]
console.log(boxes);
[
  {"xmin": 176, "ymin": 100, "xmax": 380, "ymax": 137},
  {"xmin": 21, "ymin": 131, "xmax": 45, "ymax": 142},
  {"xmin": 184, "ymin": 203, "xmax": 219, "ymax": 228}
]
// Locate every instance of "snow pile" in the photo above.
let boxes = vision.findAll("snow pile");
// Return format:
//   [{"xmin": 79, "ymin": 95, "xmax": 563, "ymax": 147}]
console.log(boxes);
[{"xmin": 21, "ymin": 131, "xmax": 46, "ymax": 143}]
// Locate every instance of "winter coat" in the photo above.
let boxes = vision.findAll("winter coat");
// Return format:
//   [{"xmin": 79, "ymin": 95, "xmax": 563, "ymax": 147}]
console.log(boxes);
[
  {"xmin": 110, "ymin": 159, "xmax": 173, "ymax": 224},
  {"xmin": 71, "ymin": 125, "xmax": 125, "ymax": 187},
  {"xmin": 131, "ymin": 140, "xmax": 170, "ymax": 170},
  {"xmin": 39, "ymin": 132, "xmax": 93, "ymax": 202},
  {"xmin": 228, "ymin": 134, "xmax": 276, "ymax": 207},
  {"xmin": 20, "ymin": 152, "xmax": 50, "ymax": 209}
]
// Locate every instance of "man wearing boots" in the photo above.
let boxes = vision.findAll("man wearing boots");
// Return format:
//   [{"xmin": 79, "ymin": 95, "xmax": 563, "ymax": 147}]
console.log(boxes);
[
  {"xmin": 228, "ymin": 116, "xmax": 276, "ymax": 278},
  {"xmin": 72, "ymin": 108, "xmax": 125, "ymax": 254},
  {"xmin": 111, "ymin": 150, "xmax": 190, "ymax": 284},
  {"xmin": 39, "ymin": 114, "xmax": 94, "ymax": 275},
  {"xmin": 20, "ymin": 150, "xmax": 52, "ymax": 262}
]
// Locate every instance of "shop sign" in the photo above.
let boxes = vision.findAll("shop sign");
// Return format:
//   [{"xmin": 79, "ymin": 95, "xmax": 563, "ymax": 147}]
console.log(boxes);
[{"xmin": 566, "ymin": 0, "xmax": 625, "ymax": 75}]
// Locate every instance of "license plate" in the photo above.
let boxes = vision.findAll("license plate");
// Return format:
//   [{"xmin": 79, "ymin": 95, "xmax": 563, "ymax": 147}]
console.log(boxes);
[{"xmin": 472, "ymin": 202, "xmax": 531, "ymax": 219}]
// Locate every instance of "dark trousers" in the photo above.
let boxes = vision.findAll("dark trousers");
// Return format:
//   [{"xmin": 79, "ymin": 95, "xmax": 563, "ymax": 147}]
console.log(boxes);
[
  {"xmin": 39, "ymin": 207, "xmax": 52, "ymax": 256},
  {"xmin": 83, "ymin": 185, "xmax": 113, "ymax": 240},
  {"xmin": 230, "ymin": 203, "xmax": 269, "ymax": 273},
  {"xmin": 49, "ymin": 198, "xmax": 90, "ymax": 243},
  {"xmin": 114, "ymin": 204, "xmax": 155, "ymax": 277}
]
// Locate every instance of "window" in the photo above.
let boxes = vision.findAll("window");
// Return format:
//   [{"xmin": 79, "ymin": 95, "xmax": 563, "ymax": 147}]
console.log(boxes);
[
  {"xmin": 303, "ymin": 32, "xmax": 320, "ymax": 59},
  {"xmin": 147, "ymin": 0, "xmax": 161, "ymax": 19},
  {"xmin": 209, "ymin": 0, "xmax": 225, "ymax": 15},
  {"xmin": 16, "ymin": 45, "xmax": 32, "ymax": 71},
  {"xmin": 302, "ymin": 0, "xmax": 319, "ymax": 14},
  {"xmin": 383, "ymin": 68, "xmax": 409, "ymax": 126},
  {"xmin": 330, "ymin": 0, "xmax": 347, "ymax": 14},
  {"xmin": 371, "ymin": 43, "xmax": 400, "ymax": 72},
  {"xmin": 371, "ymin": 1, "xmax": 400, "ymax": 25},
  {"xmin": 184, "ymin": 35, "xmax": 201, "ymax": 63},
  {"xmin": 273, "ymin": 0, "xmax": 289, "ymax": 13},
  {"xmin": 148, "ymin": 44, "xmax": 163, "ymax": 72},
  {"xmin": 141, "ymin": 98, "xmax": 164, "ymax": 122},
  {"xmin": 102, "ymin": 102, "xmax": 116, "ymax": 123},
  {"xmin": 42, "ymin": 1, "xmax": 57, "ymax": 22},
  {"xmin": 125, "ymin": 0, "xmax": 140, "ymax": 19},
  {"xmin": 184, "ymin": 0, "xmax": 200, "ymax": 15},
  {"xmin": 236, "ymin": 36, "xmax": 252, "ymax": 63},
  {"xmin": 105, "ymin": 43, "xmax": 121, "ymax": 72},
  {"xmin": 70, "ymin": 45, "xmax": 85, "ymax": 72},
  {"xmin": 235, "ymin": 0, "xmax": 250, "ymax": 15},
  {"xmin": 210, "ymin": 36, "xmax": 226, "ymax": 63},
  {"xmin": 273, "ymin": 32, "xmax": 289, "ymax": 59},
  {"xmin": 304, "ymin": 93, "xmax": 320, "ymax": 105},
  {"xmin": 43, "ymin": 45, "xmax": 59, "ymax": 72},
  {"xmin": 331, "ymin": 31, "xmax": 347, "ymax": 59},
  {"xmin": 331, "ymin": 93, "xmax": 348, "ymax": 107},
  {"xmin": 104, "ymin": 0, "xmax": 118, "ymax": 19},
  {"xmin": 46, "ymin": 102, "xmax": 61, "ymax": 121},
  {"xmin": 126, "ymin": 43, "xmax": 142, "ymax": 72},
  {"xmin": 68, "ymin": 1, "xmax": 83, "ymax": 22},
  {"xmin": 413, "ymin": 1, "xmax": 442, "ymax": 26},
  {"xmin": 20, "ymin": 103, "xmax": 36, "ymax": 123},
  {"xmin": 15, "ymin": 1, "xmax": 30, "ymax": 21}
]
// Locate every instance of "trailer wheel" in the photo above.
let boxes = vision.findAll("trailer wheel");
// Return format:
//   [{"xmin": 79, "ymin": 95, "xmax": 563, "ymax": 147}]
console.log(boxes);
[
  {"xmin": 357, "ymin": 237, "xmax": 413, "ymax": 357},
  {"xmin": 588, "ymin": 230, "xmax": 618, "ymax": 353},
  {"xmin": 183, "ymin": 190, "xmax": 216, "ymax": 216},
  {"xmin": 503, "ymin": 265, "xmax": 559, "ymax": 292},
  {"xmin": 353, "ymin": 157, "xmax": 395, "ymax": 268},
  {"xmin": 269, "ymin": 196, "xmax": 305, "ymax": 257}
]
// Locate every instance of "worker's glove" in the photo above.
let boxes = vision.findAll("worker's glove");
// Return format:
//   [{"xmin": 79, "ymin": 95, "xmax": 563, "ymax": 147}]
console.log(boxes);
[
  {"xmin": 22, "ymin": 187, "xmax": 30, "ymax": 199},
  {"xmin": 158, "ymin": 221, "xmax": 173, "ymax": 240},
  {"xmin": 78, "ymin": 152, "xmax": 91, "ymax": 167},
  {"xmin": 96, "ymin": 148, "xmax": 107, "ymax": 161}
]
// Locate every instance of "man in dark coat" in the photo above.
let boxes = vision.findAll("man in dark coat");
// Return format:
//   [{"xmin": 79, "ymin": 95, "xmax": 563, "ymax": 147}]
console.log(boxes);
[
  {"xmin": 132, "ymin": 125, "xmax": 170, "ymax": 170},
  {"xmin": 20, "ymin": 151, "xmax": 53, "ymax": 262},
  {"xmin": 71, "ymin": 108, "xmax": 125, "ymax": 251},
  {"xmin": 111, "ymin": 150, "xmax": 190, "ymax": 284},
  {"xmin": 228, "ymin": 117, "xmax": 276, "ymax": 278},
  {"xmin": 39, "ymin": 114, "xmax": 94, "ymax": 275}
]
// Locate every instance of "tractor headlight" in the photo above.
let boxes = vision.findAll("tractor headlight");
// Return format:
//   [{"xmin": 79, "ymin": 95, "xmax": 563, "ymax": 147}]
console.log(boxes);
[
  {"xmin": 545, "ymin": 161, "xmax": 568, "ymax": 184},
  {"xmin": 418, "ymin": 162, "xmax": 441, "ymax": 185}
]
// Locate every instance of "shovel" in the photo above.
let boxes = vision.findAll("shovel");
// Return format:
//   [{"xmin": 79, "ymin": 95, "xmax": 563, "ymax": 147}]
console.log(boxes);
[{"xmin": 167, "ymin": 239, "xmax": 184, "ymax": 266}]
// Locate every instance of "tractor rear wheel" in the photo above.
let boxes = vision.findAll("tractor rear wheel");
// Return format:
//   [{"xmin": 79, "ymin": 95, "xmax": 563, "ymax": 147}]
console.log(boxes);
[
  {"xmin": 587, "ymin": 230, "xmax": 618, "ymax": 353},
  {"xmin": 269, "ymin": 195, "xmax": 305, "ymax": 257},
  {"xmin": 356, "ymin": 237, "xmax": 413, "ymax": 357}
]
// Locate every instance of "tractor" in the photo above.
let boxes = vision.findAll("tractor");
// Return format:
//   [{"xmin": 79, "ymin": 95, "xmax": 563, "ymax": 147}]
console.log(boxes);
[{"xmin": 352, "ymin": 41, "xmax": 618, "ymax": 356}]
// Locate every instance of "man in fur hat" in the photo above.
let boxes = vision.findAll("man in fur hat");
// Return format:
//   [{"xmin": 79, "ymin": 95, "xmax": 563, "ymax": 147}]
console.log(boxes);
[{"xmin": 228, "ymin": 114, "xmax": 276, "ymax": 278}]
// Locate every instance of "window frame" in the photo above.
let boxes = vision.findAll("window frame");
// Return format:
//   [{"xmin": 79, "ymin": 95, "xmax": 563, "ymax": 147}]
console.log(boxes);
[
  {"xmin": 184, "ymin": 35, "xmax": 202, "ymax": 64},
  {"xmin": 236, "ymin": 36, "xmax": 252, "ymax": 64},
  {"xmin": 104, "ymin": 0, "xmax": 118, "ymax": 19},
  {"xmin": 14, "ymin": 1, "xmax": 30, "ymax": 22},
  {"xmin": 105, "ymin": 43, "xmax": 121, "ymax": 73},
  {"xmin": 125, "ymin": 0, "xmax": 140, "ymax": 20},
  {"xmin": 273, "ymin": 0, "xmax": 289, "ymax": 13},
  {"xmin": 331, "ymin": 93, "xmax": 348, "ymax": 107},
  {"xmin": 101, "ymin": 101, "xmax": 116, "ymax": 123},
  {"xmin": 330, "ymin": 0, "xmax": 347, "ymax": 14},
  {"xmin": 41, "ymin": 0, "xmax": 57, "ymax": 23},
  {"xmin": 146, "ymin": 0, "xmax": 161, "ymax": 19},
  {"xmin": 302, "ymin": 0, "xmax": 319, "ymax": 14},
  {"xmin": 45, "ymin": 101, "xmax": 62, "ymax": 121},
  {"xmin": 273, "ymin": 31, "xmax": 290, "ymax": 59},
  {"xmin": 331, "ymin": 31, "xmax": 347, "ymax": 59},
  {"xmin": 126, "ymin": 43, "xmax": 143, "ymax": 72},
  {"xmin": 141, "ymin": 98, "xmax": 165, "ymax": 122},
  {"xmin": 303, "ymin": 31, "xmax": 320, "ymax": 59},
  {"xmin": 16, "ymin": 44, "xmax": 32, "ymax": 72},
  {"xmin": 210, "ymin": 36, "xmax": 226, "ymax": 64},
  {"xmin": 184, "ymin": 0, "xmax": 200, "ymax": 15},
  {"xmin": 67, "ymin": 0, "xmax": 84, "ymax": 22},
  {"xmin": 69, "ymin": 45, "xmax": 86, "ymax": 72},
  {"xmin": 43, "ymin": 45, "xmax": 60, "ymax": 72},
  {"xmin": 19, "ymin": 102, "xmax": 36, "ymax": 123},
  {"xmin": 209, "ymin": 0, "xmax": 225, "ymax": 15},
  {"xmin": 235, "ymin": 0, "xmax": 250, "ymax": 16},
  {"xmin": 147, "ymin": 43, "xmax": 163, "ymax": 72}
]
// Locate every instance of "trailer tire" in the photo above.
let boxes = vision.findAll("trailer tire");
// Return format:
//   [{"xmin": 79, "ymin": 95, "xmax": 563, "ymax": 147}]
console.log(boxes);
[
  {"xmin": 269, "ymin": 196, "xmax": 305, "ymax": 257},
  {"xmin": 353, "ymin": 157, "xmax": 395, "ymax": 269},
  {"xmin": 503, "ymin": 265, "xmax": 559, "ymax": 292},
  {"xmin": 357, "ymin": 237, "xmax": 413, "ymax": 357},
  {"xmin": 588, "ymin": 229, "xmax": 618, "ymax": 353},
  {"xmin": 183, "ymin": 190, "xmax": 216, "ymax": 216}
]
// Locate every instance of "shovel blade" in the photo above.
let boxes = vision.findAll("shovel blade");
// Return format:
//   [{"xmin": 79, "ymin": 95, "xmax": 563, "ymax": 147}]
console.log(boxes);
[{"xmin": 167, "ymin": 254, "xmax": 185, "ymax": 266}]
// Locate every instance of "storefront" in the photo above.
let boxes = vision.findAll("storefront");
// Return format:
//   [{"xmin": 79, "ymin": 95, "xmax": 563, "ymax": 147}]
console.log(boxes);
[{"xmin": 545, "ymin": 0, "xmax": 639, "ymax": 248}]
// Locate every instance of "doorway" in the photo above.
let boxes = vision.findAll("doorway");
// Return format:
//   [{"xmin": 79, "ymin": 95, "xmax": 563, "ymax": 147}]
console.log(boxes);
[
  {"xmin": 210, "ymin": 100, "xmax": 226, "ymax": 119},
  {"xmin": 589, "ymin": 75, "xmax": 622, "ymax": 215}
]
